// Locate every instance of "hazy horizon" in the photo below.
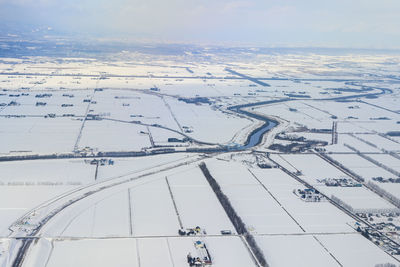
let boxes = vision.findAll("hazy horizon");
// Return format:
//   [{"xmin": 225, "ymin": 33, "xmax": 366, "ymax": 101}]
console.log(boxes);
[{"xmin": 1, "ymin": 0, "xmax": 400, "ymax": 49}]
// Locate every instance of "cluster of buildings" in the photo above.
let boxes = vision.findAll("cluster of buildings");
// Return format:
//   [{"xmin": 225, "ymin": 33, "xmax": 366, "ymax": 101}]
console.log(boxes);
[
  {"xmin": 293, "ymin": 188, "xmax": 325, "ymax": 202},
  {"xmin": 356, "ymin": 223, "xmax": 400, "ymax": 256},
  {"xmin": 62, "ymin": 93, "xmax": 74, "ymax": 98},
  {"xmin": 35, "ymin": 102, "xmax": 47, "ymax": 106},
  {"xmin": 182, "ymin": 126, "xmax": 193, "ymax": 133},
  {"xmin": 85, "ymin": 158, "xmax": 115, "ymax": 166},
  {"xmin": 318, "ymin": 177, "xmax": 362, "ymax": 187},
  {"xmin": 86, "ymin": 114, "xmax": 102, "ymax": 120},
  {"xmin": 187, "ymin": 241, "xmax": 212, "ymax": 266},
  {"xmin": 35, "ymin": 93, "xmax": 52, "ymax": 98},
  {"xmin": 373, "ymin": 177, "xmax": 400, "ymax": 183},
  {"xmin": 356, "ymin": 213, "xmax": 400, "ymax": 256}
]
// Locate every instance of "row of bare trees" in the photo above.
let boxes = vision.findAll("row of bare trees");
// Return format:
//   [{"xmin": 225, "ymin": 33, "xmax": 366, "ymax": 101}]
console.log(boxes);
[{"xmin": 199, "ymin": 162, "xmax": 268, "ymax": 267}]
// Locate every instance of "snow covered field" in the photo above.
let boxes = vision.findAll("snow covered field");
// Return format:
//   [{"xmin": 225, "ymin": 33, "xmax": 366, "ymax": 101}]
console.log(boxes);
[
  {"xmin": 256, "ymin": 235, "xmax": 340, "ymax": 267},
  {"xmin": 0, "ymin": 159, "xmax": 95, "ymax": 235},
  {"xmin": 317, "ymin": 234, "xmax": 399, "ymax": 266},
  {"xmin": 0, "ymin": 117, "xmax": 81, "ymax": 154},
  {"xmin": 205, "ymin": 159, "xmax": 358, "ymax": 234},
  {"xmin": 329, "ymin": 153, "xmax": 395, "ymax": 179},
  {"xmin": 251, "ymin": 168, "xmax": 356, "ymax": 233},
  {"xmin": 257, "ymin": 233, "xmax": 398, "ymax": 267},
  {"xmin": 278, "ymin": 154, "xmax": 399, "ymax": 212},
  {"xmin": 164, "ymin": 97, "xmax": 253, "ymax": 144},
  {"xmin": 1, "ymin": 52, "xmax": 400, "ymax": 267},
  {"xmin": 78, "ymin": 120, "xmax": 152, "ymax": 151},
  {"xmin": 167, "ymin": 166, "xmax": 236, "ymax": 235},
  {"xmin": 30, "ymin": 236, "xmax": 256, "ymax": 267}
]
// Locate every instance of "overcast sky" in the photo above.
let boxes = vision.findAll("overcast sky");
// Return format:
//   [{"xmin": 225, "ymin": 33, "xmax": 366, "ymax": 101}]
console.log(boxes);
[{"xmin": 1, "ymin": 0, "xmax": 400, "ymax": 48}]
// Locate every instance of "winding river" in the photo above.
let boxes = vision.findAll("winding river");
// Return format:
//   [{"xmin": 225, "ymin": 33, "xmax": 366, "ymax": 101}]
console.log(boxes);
[{"xmin": 227, "ymin": 99, "xmax": 288, "ymax": 150}]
